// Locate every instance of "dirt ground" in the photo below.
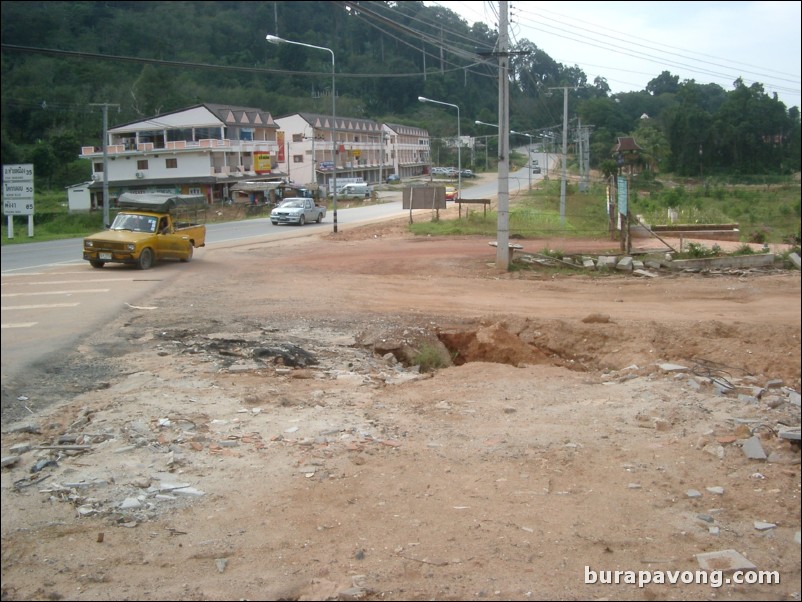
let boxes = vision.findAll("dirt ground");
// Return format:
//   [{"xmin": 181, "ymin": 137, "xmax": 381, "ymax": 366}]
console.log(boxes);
[{"xmin": 1, "ymin": 202, "xmax": 800, "ymax": 601}]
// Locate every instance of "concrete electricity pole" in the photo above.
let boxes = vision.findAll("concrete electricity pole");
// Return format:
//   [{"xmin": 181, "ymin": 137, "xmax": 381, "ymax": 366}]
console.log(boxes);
[
  {"xmin": 496, "ymin": 1, "xmax": 510, "ymax": 270},
  {"xmin": 89, "ymin": 103, "xmax": 120, "ymax": 227}
]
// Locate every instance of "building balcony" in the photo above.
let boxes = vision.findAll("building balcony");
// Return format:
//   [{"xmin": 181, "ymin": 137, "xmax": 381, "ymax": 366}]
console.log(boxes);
[{"xmin": 80, "ymin": 139, "xmax": 277, "ymax": 158}]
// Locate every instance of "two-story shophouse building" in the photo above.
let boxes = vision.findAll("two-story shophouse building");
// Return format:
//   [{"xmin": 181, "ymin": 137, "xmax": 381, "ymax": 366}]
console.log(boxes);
[
  {"xmin": 79, "ymin": 103, "xmax": 284, "ymax": 209},
  {"xmin": 78, "ymin": 104, "xmax": 432, "ymax": 209},
  {"xmin": 273, "ymin": 113, "xmax": 431, "ymax": 190}
]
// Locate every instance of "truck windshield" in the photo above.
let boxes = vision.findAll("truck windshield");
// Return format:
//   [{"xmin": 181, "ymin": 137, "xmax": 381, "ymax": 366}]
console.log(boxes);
[{"xmin": 112, "ymin": 215, "xmax": 157, "ymax": 232}]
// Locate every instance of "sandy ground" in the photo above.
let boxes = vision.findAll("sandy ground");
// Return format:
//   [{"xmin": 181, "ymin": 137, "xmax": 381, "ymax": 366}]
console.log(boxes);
[{"xmin": 1, "ymin": 200, "xmax": 800, "ymax": 601}]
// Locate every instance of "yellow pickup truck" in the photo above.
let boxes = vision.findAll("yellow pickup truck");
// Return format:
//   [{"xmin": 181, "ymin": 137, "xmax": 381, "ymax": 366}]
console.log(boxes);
[{"xmin": 83, "ymin": 192, "xmax": 207, "ymax": 270}]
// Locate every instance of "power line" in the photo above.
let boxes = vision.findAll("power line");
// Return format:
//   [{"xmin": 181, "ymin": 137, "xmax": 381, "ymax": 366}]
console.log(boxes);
[{"xmin": 0, "ymin": 43, "xmax": 457, "ymax": 80}]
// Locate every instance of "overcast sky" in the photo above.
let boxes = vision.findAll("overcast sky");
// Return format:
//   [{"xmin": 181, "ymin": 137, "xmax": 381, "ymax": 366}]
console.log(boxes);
[{"xmin": 425, "ymin": 1, "xmax": 801, "ymax": 109}]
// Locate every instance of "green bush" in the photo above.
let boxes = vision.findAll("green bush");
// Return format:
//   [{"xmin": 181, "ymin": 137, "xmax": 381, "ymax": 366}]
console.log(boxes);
[{"xmin": 413, "ymin": 343, "xmax": 449, "ymax": 373}]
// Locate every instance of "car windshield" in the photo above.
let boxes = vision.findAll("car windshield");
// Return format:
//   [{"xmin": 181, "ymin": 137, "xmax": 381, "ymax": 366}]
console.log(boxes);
[
  {"xmin": 111, "ymin": 214, "xmax": 156, "ymax": 232},
  {"xmin": 280, "ymin": 200, "xmax": 304, "ymax": 208}
]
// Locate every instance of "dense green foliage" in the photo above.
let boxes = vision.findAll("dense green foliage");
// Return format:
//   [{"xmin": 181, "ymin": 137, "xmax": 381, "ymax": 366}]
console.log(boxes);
[
  {"xmin": 3, "ymin": 3, "xmax": 800, "ymax": 174},
  {"xmin": 1, "ymin": 0, "xmax": 800, "ymax": 228}
]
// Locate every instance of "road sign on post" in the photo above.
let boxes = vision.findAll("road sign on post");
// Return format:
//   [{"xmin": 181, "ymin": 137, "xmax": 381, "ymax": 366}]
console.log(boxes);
[
  {"xmin": 617, "ymin": 175, "xmax": 629, "ymax": 253},
  {"xmin": 2, "ymin": 163, "xmax": 35, "ymax": 238}
]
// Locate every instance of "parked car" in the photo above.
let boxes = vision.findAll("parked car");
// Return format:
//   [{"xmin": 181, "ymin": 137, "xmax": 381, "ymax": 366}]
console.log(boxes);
[
  {"xmin": 386, "ymin": 174, "xmax": 400, "ymax": 183},
  {"xmin": 270, "ymin": 197, "xmax": 326, "ymax": 226},
  {"xmin": 460, "ymin": 169, "xmax": 476, "ymax": 178},
  {"xmin": 532, "ymin": 166, "xmax": 542, "ymax": 174},
  {"xmin": 444, "ymin": 186, "xmax": 458, "ymax": 201},
  {"xmin": 337, "ymin": 182, "xmax": 371, "ymax": 199}
]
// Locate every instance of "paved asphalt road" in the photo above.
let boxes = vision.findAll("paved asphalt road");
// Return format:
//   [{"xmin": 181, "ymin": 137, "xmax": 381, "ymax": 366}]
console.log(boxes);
[{"xmin": 0, "ymin": 158, "xmax": 544, "ymax": 274}]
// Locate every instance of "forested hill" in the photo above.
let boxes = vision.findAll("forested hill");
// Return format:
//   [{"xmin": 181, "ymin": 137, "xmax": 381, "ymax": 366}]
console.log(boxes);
[{"xmin": 1, "ymin": 0, "xmax": 799, "ymax": 189}]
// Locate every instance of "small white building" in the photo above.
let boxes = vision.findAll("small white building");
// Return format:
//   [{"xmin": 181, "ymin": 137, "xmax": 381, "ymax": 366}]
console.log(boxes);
[{"xmin": 67, "ymin": 181, "xmax": 94, "ymax": 212}]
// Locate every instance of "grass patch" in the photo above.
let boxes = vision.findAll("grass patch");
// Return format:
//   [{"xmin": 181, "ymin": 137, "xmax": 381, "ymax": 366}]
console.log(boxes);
[
  {"xmin": 413, "ymin": 343, "xmax": 450, "ymax": 373},
  {"xmin": 408, "ymin": 176, "xmax": 799, "ymax": 245}
]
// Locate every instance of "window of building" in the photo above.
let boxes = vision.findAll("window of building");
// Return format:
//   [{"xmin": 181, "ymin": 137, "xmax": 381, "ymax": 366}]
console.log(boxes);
[
  {"xmin": 292, "ymin": 133, "xmax": 304, "ymax": 143},
  {"xmin": 137, "ymin": 159, "xmax": 149, "ymax": 170},
  {"xmin": 166, "ymin": 158, "xmax": 178, "ymax": 169},
  {"xmin": 139, "ymin": 132, "xmax": 164, "ymax": 148},
  {"xmin": 292, "ymin": 155, "xmax": 304, "ymax": 164},
  {"xmin": 167, "ymin": 128, "xmax": 193, "ymax": 142},
  {"xmin": 195, "ymin": 127, "xmax": 222, "ymax": 140}
]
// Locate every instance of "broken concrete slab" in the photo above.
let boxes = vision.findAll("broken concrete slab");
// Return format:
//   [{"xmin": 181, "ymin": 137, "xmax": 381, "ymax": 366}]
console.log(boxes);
[
  {"xmin": 616, "ymin": 256, "xmax": 634, "ymax": 271},
  {"xmin": 658, "ymin": 363, "xmax": 689, "ymax": 373},
  {"xmin": 741, "ymin": 436, "xmax": 767, "ymax": 460},
  {"xmin": 596, "ymin": 256, "xmax": 617, "ymax": 270},
  {"xmin": 695, "ymin": 549, "xmax": 757, "ymax": 572}
]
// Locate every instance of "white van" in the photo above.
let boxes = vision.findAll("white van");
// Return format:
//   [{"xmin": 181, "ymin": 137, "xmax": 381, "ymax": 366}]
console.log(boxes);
[{"xmin": 338, "ymin": 182, "xmax": 371, "ymax": 199}]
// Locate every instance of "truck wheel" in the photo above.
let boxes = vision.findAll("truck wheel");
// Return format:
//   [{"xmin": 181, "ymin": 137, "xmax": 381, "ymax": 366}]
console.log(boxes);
[
  {"xmin": 298, "ymin": 215, "xmax": 306, "ymax": 226},
  {"xmin": 180, "ymin": 243, "xmax": 193, "ymax": 263},
  {"xmin": 271, "ymin": 221, "xmax": 278, "ymax": 225},
  {"xmin": 89, "ymin": 260, "xmax": 105, "ymax": 269},
  {"xmin": 137, "ymin": 248, "xmax": 154, "ymax": 270},
  {"xmin": 316, "ymin": 212, "xmax": 323, "ymax": 223}
]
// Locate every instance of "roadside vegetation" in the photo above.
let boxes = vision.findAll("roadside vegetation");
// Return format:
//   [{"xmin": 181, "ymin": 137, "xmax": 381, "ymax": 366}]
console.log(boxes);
[
  {"xmin": 3, "ymin": 167, "xmax": 800, "ymax": 250},
  {"xmin": 408, "ymin": 171, "xmax": 801, "ymax": 247}
]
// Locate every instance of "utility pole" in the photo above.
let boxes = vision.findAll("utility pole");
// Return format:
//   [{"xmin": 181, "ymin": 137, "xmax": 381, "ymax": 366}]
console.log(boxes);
[
  {"xmin": 475, "ymin": 2, "xmax": 528, "ymax": 269},
  {"xmin": 496, "ymin": 1, "xmax": 510, "ymax": 270},
  {"xmin": 548, "ymin": 87, "xmax": 574, "ymax": 225},
  {"xmin": 90, "ymin": 103, "xmax": 119, "ymax": 227},
  {"xmin": 577, "ymin": 120, "xmax": 592, "ymax": 192}
]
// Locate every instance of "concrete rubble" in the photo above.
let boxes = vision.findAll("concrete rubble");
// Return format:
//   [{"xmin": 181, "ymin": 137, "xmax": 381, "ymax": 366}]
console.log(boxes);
[
  {"xmin": 514, "ymin": 248, "xmax": 800, "ymax": 277},
  {"xmin": 3, "ymin": 344, "xmax": 798, "ymax": 530}
]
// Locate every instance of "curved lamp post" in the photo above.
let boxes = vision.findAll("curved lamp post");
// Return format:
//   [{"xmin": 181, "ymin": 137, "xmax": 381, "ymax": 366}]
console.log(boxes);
[
  {"xmin": 419, "ymin": 96, "xmax": 460, "ymax": 201},
  {"xmin": 266, "ymin": 34, "xmax": 338, "ymax": 233},
  {"xmin": 475, "ymin": 120, "xmax": 499, "ymax": 174}
]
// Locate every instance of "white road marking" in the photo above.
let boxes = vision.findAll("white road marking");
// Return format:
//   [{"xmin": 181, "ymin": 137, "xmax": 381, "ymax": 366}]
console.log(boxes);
[
  {"xmin": 1, "ymin": 289, "xmax": 109, "ymax": 297},
  {"xmin": 2, "ymin": 303, "xmax": 81, "ymax": 310},
  {"xmin": 1, "ymin": 278, "xmax": 133, "ymax": 285}
]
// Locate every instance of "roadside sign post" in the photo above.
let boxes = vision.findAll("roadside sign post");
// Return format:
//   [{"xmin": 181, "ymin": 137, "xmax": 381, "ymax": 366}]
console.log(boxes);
[
  {"xmin": 3, "ymin": 163, "xmax": 35, "ymax": 239},
  {"xmin": 617, "ymin": 175, "xmax": 629, "ymax": 253}
]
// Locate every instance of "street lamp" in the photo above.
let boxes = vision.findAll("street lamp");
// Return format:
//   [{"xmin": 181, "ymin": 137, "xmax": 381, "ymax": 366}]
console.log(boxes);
[
  {"xmin": 510, "ymin": 130, "xmax": 533, "ymax": 190},
  {"xmin": 474, "ymin": 134, "xmax": 497, "ymax": 170},
  {"xmin": 267, "ymin": 34, "xmax": 338, "ymax": 232},
  {"xmin": 475, "ymin": 120, "xmax": 500, "ymax": 176},
  {"xmin": 540, "ymin": 133, "xmax": 554, "ymax": 177},
  {"xmin": 419, "ymin": 96, "xmax": 461, "ymax": 201}
]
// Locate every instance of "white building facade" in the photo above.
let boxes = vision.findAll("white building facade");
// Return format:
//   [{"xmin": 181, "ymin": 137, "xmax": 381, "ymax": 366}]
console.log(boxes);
[
  {"xmin": 79, "ymin": 103, "xmax": 283, "ymax": 207},
  {"xmin": 79, "ymin": 104, "xmax": 432, "ymax": 208},
  {"xmin": 273, "ymin": 113, "xmax": 431, "ymax": 189}
]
